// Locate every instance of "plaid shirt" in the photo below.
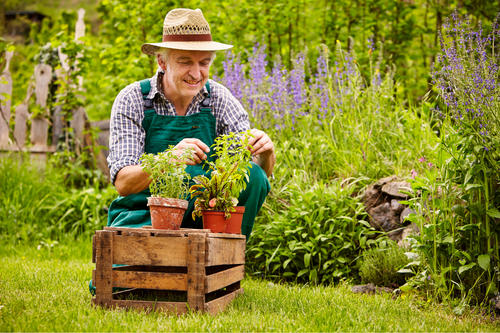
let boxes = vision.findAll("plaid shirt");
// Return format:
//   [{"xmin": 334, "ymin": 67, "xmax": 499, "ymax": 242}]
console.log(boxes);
[{"xmin": 107, "ymin": 68, "xmax": 250, "ymax": 184}]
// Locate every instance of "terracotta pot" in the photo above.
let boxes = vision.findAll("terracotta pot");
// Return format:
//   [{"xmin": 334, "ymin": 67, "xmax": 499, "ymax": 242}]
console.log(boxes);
[
  {"xmin": 147, "ymin": 197, "xmax": 188, "ymax": 230},
  {"xmin": 225, "ymin": 206, "xmax": 245, "ymax": 234},
  {"xmin": 201, "ymin": 210, "xmax": 227, "ymax": 233}
]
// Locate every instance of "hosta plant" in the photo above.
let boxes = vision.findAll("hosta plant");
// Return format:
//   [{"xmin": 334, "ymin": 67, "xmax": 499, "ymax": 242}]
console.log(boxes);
[
  {"xmin": 190, "ymin": 131, "xmax": 253, "ymax": 219},
  {"xmin": 140, "ymin": 146, "xmax": 193, "ymax": 199}
]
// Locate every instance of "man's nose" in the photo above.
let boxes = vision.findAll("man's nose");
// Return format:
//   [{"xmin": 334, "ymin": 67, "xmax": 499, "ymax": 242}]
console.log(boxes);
[{"xmin": 188, "ymin": 63, "xmax": 202, "ymax": 78}]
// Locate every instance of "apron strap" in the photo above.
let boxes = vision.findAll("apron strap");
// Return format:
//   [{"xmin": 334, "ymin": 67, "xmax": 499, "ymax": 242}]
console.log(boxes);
[
  {"xmin": 139, "ymin": 78, "xmax": 155, "ymax": 111},
  {"xmin": 200, "ymin": 81, "xmax": 211, "ymax": 113}
]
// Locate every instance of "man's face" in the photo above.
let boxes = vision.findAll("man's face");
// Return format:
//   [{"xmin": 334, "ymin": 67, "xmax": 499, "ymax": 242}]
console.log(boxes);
[{"xmin": 162, "ymin": 49, "xmax": 213, "ymax": 101}]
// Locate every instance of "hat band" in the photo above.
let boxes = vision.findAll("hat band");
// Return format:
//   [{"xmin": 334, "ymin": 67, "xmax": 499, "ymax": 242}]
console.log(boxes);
[{"xmin": 162, "ymin": 34, "xmax": 213, "ymax": 42}]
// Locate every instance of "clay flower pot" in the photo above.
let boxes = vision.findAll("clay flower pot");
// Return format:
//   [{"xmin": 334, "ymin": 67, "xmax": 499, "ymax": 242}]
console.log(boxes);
[
  {"xmin": 147, "ymin": 197, "xmax": 188, "ymax": 230},
  {"xmin": 201, "ymin": 210, "xmax": 227, "ymax": 233},
  {"xmin": 225, "ymin": 206, "xmax": 245, "ymax": 234}
]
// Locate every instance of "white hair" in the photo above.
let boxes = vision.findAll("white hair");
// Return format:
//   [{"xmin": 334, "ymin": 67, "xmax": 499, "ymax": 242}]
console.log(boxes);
[{"xmin": 155, "ymin": 48, "xmax": 217, "ymax": 70}]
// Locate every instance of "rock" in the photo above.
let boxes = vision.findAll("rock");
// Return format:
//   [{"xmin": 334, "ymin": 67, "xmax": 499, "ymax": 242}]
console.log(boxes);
[
  {"xmin": 388, "ymin": 228, "xmax": 404, "ymax": 242},
  {"xmin": 367, "ymin": 203, "xmax": 401, "ymax": 232},
  {"xmin": 391, "ymin": 199, "xmax": 405, "ymax": 214},
  {"xmin": 381, "ymin": 181, "xmax": 412, "ymax": 199},
  {"xmin": 373, "ymin": 176, "xmax": 398, "ymax": 190},
  {"xmin": 363, "ymin": 186, "xmax": 389, "ymax": 209},
  {"xmin": 400, "ymin": 207, "xmax": 416, "ymax": 224},
  {"xmin": 397, "ymin": 223, "xmax": 420, "ymax": 248},
  {"xmin": 490, "ymin": 296, "xmax": 500, "ymax": 313},
  {"xmin": 351, "ymin": 283, "xmax": 393, "ymax": 294}
]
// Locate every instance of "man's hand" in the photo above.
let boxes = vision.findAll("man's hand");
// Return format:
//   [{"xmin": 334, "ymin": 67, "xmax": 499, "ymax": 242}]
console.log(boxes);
[
  {"xmin": 247, "ymin": 129, "xmax": 276, "ymax": 177},
  {"xmin": 248, "ymin": 129, "xmax": 274, "ymax": 156},
  {"xmin": 174, "ymin": 138, "xmax": 210, "ymax": 165}
]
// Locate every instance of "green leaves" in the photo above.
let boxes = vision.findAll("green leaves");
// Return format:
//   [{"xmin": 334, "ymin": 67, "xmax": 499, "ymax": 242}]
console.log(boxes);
[
  {"xmin": 247, "ymin": 179, "xmax": 380, "ymax": 284},
  {"xmin": 140, "ymin": 146, "xmax": 192, "ymax": 199},
  {"xmin": 190, "ymin": 131, "xmax": 253, "ymax": 218}
]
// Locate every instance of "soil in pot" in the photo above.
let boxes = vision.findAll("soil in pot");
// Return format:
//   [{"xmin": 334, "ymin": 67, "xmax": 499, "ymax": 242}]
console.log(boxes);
[
  {"xmin": 202, "ymin": 210, "xmax": 227, "ymax": 233},
  {"xmin": 225, "ymin": 206, "xmax": 245, "ymax": 234},
  {"xmin": 148, "ymin": 197, "xmax": 188, "ymax": 230}
]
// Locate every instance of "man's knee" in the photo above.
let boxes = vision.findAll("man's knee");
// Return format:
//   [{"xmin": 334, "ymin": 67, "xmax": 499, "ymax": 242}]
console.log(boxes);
[{"xmin": 246, "ymin": 162, "xmax": 271, "ymax": 195}]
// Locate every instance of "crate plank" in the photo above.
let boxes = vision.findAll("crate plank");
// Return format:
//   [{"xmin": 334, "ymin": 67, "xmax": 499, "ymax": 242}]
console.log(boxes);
[
  {"xmin": 187, "ymin": 233, "xmax": 206, "ymax": 311},
  {"xmin": 113, "ymin": 271, "xmax": 187, "ymax": 291},
  {"xmin": 207, "ymin": 233, "xmax": 246, "ymax": 239},
  {"xmin": 205, "ymin": 265, "xmax": 245, "ymax": 293},
  {"xmin": 92, "ymin": 235, "xmax": 96, "ymax": 263},
  {"xmin": 205, "ymin": 288, "xmax": 244, "ymax": 315},
  {"xmin": 206, "ymin": 238, "xmax": 245, "ymax": 266},
  {"xmin": 95, "ymin": 231, "xmax": 113, "ymax": 306},
  {"xmin": 113, "ymin": 235, "xmax": 188, "ymax": 266}
]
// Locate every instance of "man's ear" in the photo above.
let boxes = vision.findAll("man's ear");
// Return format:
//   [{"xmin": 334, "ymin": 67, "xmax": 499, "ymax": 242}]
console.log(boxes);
[{"xmin": 157, "ymin": 54, "xmax": 167, "ymax": 71}]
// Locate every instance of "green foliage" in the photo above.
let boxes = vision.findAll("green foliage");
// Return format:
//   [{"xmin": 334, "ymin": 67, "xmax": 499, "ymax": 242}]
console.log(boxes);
[
  {"xmin": 359, "ymin": 241, "xmax": 411, "ymax": 287},
  {"xmin": 0, "ymin": 154, "xmax": 117, "ymax": 243},
  {"xmin": 140, "ymin": 146, "xmax": 192, "ymax": 199},
  {"xmin": 190, "ymin": 131, "xmax": 253, "ymax": 219},
  {"xmin": 247, "ymin": 179, "xmax": 382, "ymax": 284},
  {"xmin": 399, "ymin": 127, "xmax": 500, "ymax": 304}
]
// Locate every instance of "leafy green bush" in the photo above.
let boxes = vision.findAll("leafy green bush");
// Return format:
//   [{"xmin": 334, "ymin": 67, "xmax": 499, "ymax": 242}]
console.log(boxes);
[
  {"xmin": 247, "ymin": 178, "xmax": 382, "ymax": 284},
  {"xmin": 359, "ymin": 242, "xmax": 410, "ymax": 286}
]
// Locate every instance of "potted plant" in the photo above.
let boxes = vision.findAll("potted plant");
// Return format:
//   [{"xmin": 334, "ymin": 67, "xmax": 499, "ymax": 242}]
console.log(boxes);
[
  {"xmin": 140, "ymin": 146, "xmax": 193, "ymax": 230},
  {"xmin": 189, "ymin": 131, "xmax": 253, "ymax": 233}
]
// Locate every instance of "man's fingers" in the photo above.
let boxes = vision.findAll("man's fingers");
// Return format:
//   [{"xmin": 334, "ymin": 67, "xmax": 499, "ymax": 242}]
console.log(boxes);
[{"xmin": 185, "ymin": 138, "xmax": 210, "ymax": 153}]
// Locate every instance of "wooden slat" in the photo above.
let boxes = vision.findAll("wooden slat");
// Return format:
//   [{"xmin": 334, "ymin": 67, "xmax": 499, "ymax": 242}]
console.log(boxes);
[
  {"xmin": 111, "ymin": 300, "xmax": 188, "ymax": 314},
  {"xmin": 0, "ymin": 51, "xmax": 13, "ymax": 148},
  {"xmin": 92, "ymin": 235, "xmax": 96, "ymax": 263},
  {"xmin": 206, "ymin": 237, "xmax": 245, "ymax": 266},
  {"xmin": 13, "ymin": 102, "xmax": 28, "ymax": 148},
  {"xmin": 113, "ymin": 265, "xmax": 187, "ymax": 274},
  {"xmin": 113, "ymin": 235, "xmax": 188, "ymax": 266},
  {"xmin": 92, "ymin": 269, "xmax": 95, "ymax": 286},
  {"xmin": 205, "ymin": 265, "xmax": 245, "ymax": 293},
  {"xmin": 113, "ymin": 271, "xmax": 187, "ymax": 291},
  {"xmin": 187, "ymin": 233, "xmax": 206, "ymax": 311},
  {"xmin": 95, "ymin": 231, "xmax": 113, "ymax": 306},
  {"xmin": 205, "ymin": 288, "xmax": 244, "ymax": 315},
  {"xmin": 208, "ymin": 233, "xmax": 246, "ymax": 239},
  {"xmin": 104, "ymin": 226, "xmax": 210, "ymax": 237}
]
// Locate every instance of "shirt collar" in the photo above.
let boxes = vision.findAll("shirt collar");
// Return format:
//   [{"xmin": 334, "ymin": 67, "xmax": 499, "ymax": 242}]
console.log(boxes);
[{"xmin": 149, "ymin": 67, "xmax": 209, "ymax": 103}]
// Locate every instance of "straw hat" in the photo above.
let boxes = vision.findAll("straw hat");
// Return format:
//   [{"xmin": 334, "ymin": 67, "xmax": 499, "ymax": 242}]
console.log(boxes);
[{"xmin": 141, "ymin": 8, "xmax": 233, "ymax": 55}]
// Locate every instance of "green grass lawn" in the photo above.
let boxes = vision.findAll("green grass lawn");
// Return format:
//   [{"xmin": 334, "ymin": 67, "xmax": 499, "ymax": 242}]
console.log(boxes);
[{"xmin": 0, "ymin": 241, "xmax": 499, "ymax": 332}]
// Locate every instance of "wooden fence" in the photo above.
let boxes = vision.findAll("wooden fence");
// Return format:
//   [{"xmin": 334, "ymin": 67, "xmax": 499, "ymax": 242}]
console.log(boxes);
[{"xmin": 0, "ymin": 9, "xmax": 110, "ymax": 179}]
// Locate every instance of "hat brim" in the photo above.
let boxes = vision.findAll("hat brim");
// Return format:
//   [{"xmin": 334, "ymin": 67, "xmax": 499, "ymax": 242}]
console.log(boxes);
[{"xmin": 141, "ymin": 41, "xmax": 233, "ymax": 55}]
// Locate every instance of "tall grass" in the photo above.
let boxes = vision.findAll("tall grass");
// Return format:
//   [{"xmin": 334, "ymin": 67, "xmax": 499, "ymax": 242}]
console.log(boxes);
[{"xmin": 0, "ymin": 154, "xmax": 117, "ymax": 244}]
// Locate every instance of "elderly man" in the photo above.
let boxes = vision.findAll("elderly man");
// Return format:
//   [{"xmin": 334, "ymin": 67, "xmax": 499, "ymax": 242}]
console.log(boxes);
[{"xmin": 106, "ymin": 8, "xmax": 275, "ymax": 239}]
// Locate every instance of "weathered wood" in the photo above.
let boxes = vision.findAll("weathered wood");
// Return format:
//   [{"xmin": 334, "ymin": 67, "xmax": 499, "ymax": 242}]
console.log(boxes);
[
  {"xmin": 51, "ymin": 105, "xmax": 63, "ymax": 146},
  {"xmin": 104, "ymin": 226, "xmax": 210, "ymax": 236},
  {"xmin": 113, "ymin": 270, "xmax": 187, "ymax": 291},
  {"xmin": 187, "ymin": 233, "xmax": 206, "ymax": 311},
  {"xmin": 113, "ymin": 265, "xmax": 187, "ymax": 274},
  {"xmin": 205, "ymin": 288, "xmax": 244, "ymax": 315},
  {"xmin": 92, "ymin": 235, "xmax": 96, "ymax": 263},
  {"xmin": 34, "ymin": 64, "xmax": 52, "ymax": 109},
  {"xmin": 206, "ymin": 237, "xmax": 245, "ymax": 266},
  {"xmin": 75, "ymin": 8, "xmax": 86, "ymax": 41},
  {"xmin": 0, "ymin": 51, "xmax": 13, "ymax": 148},
  {"xmin": 70, "ymin": 106, "xmax": 86, "ymax": 153},
  {"xmin": 30, "ymin": 116, "xmax": 49, "ymax": 148},
  {"xmin": 207, "ymin": 233, "xmax": 246, "ymax": 239},
  {"xmin": 113, "ymin": 235, "xmax": 188, "ymax": 266},
  {"xmin": 13, "ymin": 102, "xmax": 28, "ymax": 148},
  {"xmin": 111, "ymin": 299, "xmax": 188, "ymax": 314},
  {"xmin": 205, "ymin": 265, "xmax": 245, "ymax": 293},
  {"xmin": 95, "ymin": 231, "xmax": 113, "ymax": 306}
]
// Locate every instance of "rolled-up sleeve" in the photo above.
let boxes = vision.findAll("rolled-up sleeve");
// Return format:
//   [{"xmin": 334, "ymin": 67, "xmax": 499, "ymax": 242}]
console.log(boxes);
[{"xmin": 107, "ymin": 84, "xmax": 145, "ymax": 184}]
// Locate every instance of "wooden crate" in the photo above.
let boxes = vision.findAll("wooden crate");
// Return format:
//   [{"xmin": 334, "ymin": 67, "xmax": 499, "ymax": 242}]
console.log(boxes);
[{"xmin": 91, "ymin": 226, "xmax": 246, "ymax": 315}]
